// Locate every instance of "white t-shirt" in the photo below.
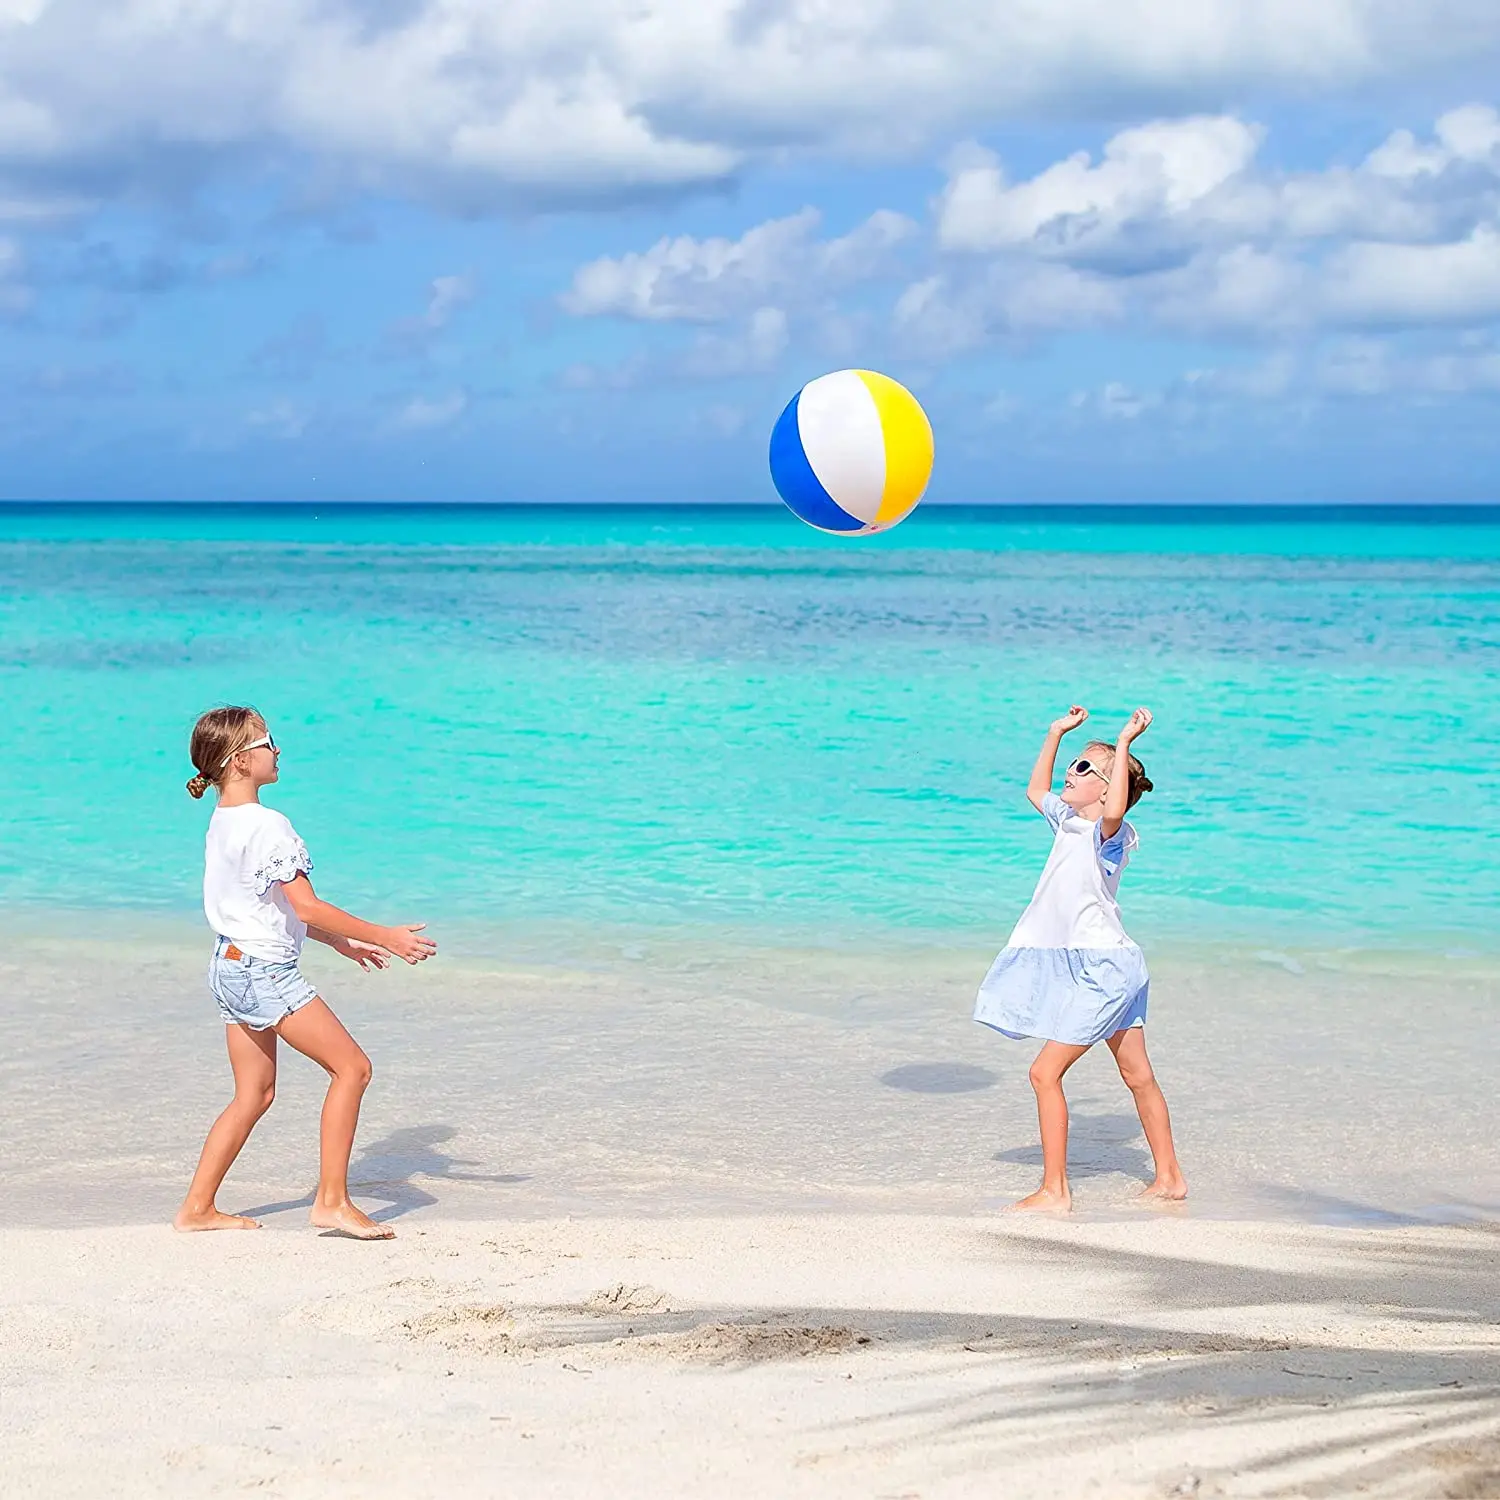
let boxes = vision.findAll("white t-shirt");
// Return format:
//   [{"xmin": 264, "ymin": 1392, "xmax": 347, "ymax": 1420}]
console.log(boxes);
[{"xmin": 203, "ymin": 803, "xmax": 314, "ymax": 963}]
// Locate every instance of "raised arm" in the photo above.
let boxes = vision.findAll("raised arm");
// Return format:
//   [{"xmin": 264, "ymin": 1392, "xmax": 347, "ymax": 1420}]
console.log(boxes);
[
  {"xmin": 1028, "ymin": 706, "xmax": 1089, "ymax": 812},
  {"xmin": 1100, "ymin": 707, "xmax": 1152, "ymax": 841},
  {"xmin": 280, "ymin": 873, "xmax": 436, "ymax": 964}
]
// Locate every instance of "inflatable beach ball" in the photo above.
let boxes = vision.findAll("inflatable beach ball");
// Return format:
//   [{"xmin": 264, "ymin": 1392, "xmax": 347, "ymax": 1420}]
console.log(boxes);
[{"xmin": 769, "ymin": 369, "xmax": 934, "ymax": 535}]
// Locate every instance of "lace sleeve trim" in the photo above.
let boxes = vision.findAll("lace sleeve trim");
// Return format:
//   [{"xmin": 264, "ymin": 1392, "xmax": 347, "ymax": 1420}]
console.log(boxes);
[{"xmin": 252, "ymin": 842, "xmax": 313, "ymax": 896}]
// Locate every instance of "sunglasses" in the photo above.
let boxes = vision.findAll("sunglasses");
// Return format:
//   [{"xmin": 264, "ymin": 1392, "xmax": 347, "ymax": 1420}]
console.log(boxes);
[
  {"xmin": 220, "ymin": 733, "xmax": 277, "ymax": 768},
  {"xmin": 1067, "ymin": 756, "xmax": 1110, "ymax": 784}
]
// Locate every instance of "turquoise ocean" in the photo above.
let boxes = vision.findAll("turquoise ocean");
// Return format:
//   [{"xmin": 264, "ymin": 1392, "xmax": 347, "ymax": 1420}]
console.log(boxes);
[
  {"xmin": 4, "ymin": 502, "xmax": 1500, "ymax": 1227},
  {"xmin": 3, "ymin": 502, "xmax": 1499, "ymax": 958}
]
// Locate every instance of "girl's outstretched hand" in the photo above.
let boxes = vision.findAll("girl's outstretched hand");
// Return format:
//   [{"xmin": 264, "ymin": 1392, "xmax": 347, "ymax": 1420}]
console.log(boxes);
[
  {"xmin": 381, "ymin": 923, "xmax": 438, "ymax": 964},
  {"xmin": 1119, "ymin": 707, "xmax": 1153, "ymax": 743},
  {"xmin": 1050, "ymin": 705, "xmax": 1089, "ymax": 734},
  {"xmin": 336, "ymin": 938, "xmax": 391, "ymax": 971}
]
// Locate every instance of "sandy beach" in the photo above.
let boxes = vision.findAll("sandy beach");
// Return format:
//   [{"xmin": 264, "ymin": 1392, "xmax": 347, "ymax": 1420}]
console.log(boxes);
[
  {"xmin": 2, "ymin": 930, "xmax": 1498, "ymax": 1496},
  {"xmin": 4, "ymin": 1212, "xmax": 1498, "ymax": 1498}
]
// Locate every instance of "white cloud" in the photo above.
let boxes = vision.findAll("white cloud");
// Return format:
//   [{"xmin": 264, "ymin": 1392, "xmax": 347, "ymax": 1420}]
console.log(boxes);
[
  {"xmin": 1081, "ymin": 381, "xmax": 1162, "ymax": 419},
  {"xmin": 680, "ymin": 306, "xmax": 790, "ymax": 376},
  {"xmin": 556, "ymin": 99, "xmax": 1500, "ymax": 369},
  {"xmin": 893, "ymin": 262, "xmax": 1126, "ymax": 354},
  {"xmin": 0, "ymin": 189, "xmax": 89, "ymax": 224},
  {"xmin": 397, "ymin": 389, "xmax": 469, "ymax": 428},
  {"xmin": 563, "ymin": 210, "xmax": 817, "ymax": 322},
  {"xmin": 557, "ymin": 304, "xmax": 790, "ymax": 390},
  {"xmin": 3, "ymin": 3, "xmax": 1500, "ymax": 213},
  {"xmin": 246, "ymin": 398, "xmax": 311, "ymax": 439},
  {"xmin": 1322, "ymin": 227, "xmax": 1500, "ymax": 324},
  {"xmin": 1308, "ymin": 336, "xmax": 1500, "ymax": 396},
  {"xmin": 387, "ymin": 271, "xmax": 479, "ymax": 353},
  {"xmin": 1367, "ymin": 105, "xmax": 1500, "ymax": 177},
  {"xmin": 561, "ymin": 208, "xmax": 914, "ymax": 322},
  {"xmin": 1146, "ymin": 246, "xmax": 1311, "ymax": 333},
  {"xmin": 913, "ymin": 103, "xmax": 1500, "ymax": 343},
  {"xmin": 938, "ymin": 117, "xmax": 1260, "ymax": 255},
  {"xmin": 1165, "ymin": 335, "xmax": 1500, "ymax": 408},
  {"xmin": 939, "ymin": 105, "xmax": 1500, "ymax": 265},
  {"xmin": 1182, "ymin": 351, "xmax": 1299, "ymax": 400},
  {"xmin": 422, "ymin": 273, "xmax": 477, "ymax": 330}
]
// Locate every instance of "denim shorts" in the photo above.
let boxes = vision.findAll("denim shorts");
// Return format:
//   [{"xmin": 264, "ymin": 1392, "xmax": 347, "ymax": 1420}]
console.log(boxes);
[{"xmin": 208, "ymin": 937, "xmax": 319, "ymax": 1030}]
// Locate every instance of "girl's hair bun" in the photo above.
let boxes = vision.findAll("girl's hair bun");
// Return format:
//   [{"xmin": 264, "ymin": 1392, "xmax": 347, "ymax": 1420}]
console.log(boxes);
[
  {"xmin": 1088, "ymin": 740, "xmax": 1153, "ymax": 809},
  {"xmin": 1137, "ymin": 774, "xmax": 1154, "ymax": 796},
  {"xmin": 186, "ymin": 705, "xmax": 262, "ymax": 801}
]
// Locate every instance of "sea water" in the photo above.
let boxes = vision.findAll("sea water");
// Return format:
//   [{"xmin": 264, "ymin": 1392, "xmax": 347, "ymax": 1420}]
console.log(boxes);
[
  {"xmin": 3, "ymin": 503, "xmax": 1499, "ymax": 953},
  {"xmin": 2, "ymin": 504, "xmax": 1498, "ymax": 1226}
]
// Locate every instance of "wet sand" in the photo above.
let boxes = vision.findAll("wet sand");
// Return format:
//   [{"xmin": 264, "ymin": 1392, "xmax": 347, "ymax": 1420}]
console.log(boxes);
[{"xmin": 2, "ymin": 924, "xmax": 1496, "ymax": 1228}]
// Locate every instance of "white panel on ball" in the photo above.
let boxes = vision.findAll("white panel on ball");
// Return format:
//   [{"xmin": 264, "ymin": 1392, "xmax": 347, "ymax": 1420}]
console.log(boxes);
[{"xmin": 795, "ymin": 370, "xmax": 886, "ymax": 526}]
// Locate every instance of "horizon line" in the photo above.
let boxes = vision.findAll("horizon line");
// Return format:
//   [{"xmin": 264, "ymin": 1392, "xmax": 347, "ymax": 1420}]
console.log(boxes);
[{"xmin": 3, "ymin": 499, "xmax": 1499, "ymax": 515}]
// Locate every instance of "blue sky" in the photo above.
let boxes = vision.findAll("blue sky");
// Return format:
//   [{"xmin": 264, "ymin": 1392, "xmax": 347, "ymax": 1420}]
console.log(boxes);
[{"xmin": 1, "ymin": 2, "xmax": 1499, "ymax": 504}]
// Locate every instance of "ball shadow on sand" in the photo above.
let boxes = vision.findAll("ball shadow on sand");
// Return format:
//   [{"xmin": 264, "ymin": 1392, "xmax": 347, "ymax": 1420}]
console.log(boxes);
[{"xmin": 880, "ymin": 1062, "xmax": 998, "ymax": 1094}]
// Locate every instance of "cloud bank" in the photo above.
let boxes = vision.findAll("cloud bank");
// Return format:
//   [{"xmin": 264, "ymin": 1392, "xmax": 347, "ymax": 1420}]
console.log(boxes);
[
  {"xmin": 562, "ymin": 102, "xmax": 1500, "ymax": 395},
  {"xmin": 3, "ymin": 2, "xmax": 1500, "ymax": 214}
]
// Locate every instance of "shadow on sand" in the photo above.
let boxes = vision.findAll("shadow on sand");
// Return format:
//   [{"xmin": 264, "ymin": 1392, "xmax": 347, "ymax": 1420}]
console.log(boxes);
[
  {"xmin": 468, "ymin": 1224, "xmax": 1500, "ymax": 1498},
  {"xmin": 238, "ymin": 1124, "xmax": 529, "ymax": 1223},
  {"xmin": 993, "ymin": 1110, "xmax": 1154, "ymax": 1183},
  {"xmin": 880, "ymin": 1062, "xmax": 998, "ymax": 1094}
]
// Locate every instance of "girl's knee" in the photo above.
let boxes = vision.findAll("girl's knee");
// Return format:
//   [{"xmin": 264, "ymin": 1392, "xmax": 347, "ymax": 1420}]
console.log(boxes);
[
  {"xmin": 1117, "ymin": 1057, "xmax": 1156, "ymax": 1092},
  {"xmin": 237, "ymin": 1082, "xmax": 275, "ymax": 1118},
  {"xmin": 342, "ymin": 1051, "xmax": 373, "ymax": 1090},
  {"xmin": 1028, "ymin": 1059, "xmax": 1062, "ymax": 1093}
]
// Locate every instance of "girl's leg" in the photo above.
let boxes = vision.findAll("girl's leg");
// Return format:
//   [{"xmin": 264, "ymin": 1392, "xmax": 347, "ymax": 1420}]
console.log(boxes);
[
  {"xmin": 275, "ymin": 997, "xmax": 392, "ymax": 1240},
  {"xmin": 1106, "ymin": 1027, "xmax": 1187, "ymax": 1200},
  {"xmin": 174, "ymin": 1024, "xmax": 278, "ymax": 1231},
  {"xmin": 1011, "ymin": 1040, "xmax": 1091, "ymax": 1213}
]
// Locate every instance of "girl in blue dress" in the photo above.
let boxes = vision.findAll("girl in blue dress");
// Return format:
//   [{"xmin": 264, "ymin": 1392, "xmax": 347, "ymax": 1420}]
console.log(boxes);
[{"xmin": 974, "ymin": 706, "xmax": 1185, "ymax": 1212}]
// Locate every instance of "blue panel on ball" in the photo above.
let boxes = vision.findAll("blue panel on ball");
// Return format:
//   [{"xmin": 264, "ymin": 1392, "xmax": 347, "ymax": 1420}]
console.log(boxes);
[{"xmin": 768, "ymin": 391, "xmax": 865, "ymax": 532}]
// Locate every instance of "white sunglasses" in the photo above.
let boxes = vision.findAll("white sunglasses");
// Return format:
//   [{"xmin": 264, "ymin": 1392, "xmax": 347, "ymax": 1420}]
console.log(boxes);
[{"xmin": 220, "ymin": 733, "xmax": 277, "ymax": 768}]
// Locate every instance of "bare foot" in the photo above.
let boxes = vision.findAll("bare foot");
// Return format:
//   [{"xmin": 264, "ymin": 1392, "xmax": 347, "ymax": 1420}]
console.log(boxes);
[
  {"xmin": 173, "ymin": 1207, "xmax": 261, "ymax": 1232},
  {"xmin": 1006, "ymin": 1186, "xmax": 1072, "ymax": 1214},
  {"xmin": 309, "ymin": 1201, "xmax": 395, "ymax": 1240},
  {"xmin": 1138, "ymin": 1172, "xmax": 1188, "ymax": 1202}
]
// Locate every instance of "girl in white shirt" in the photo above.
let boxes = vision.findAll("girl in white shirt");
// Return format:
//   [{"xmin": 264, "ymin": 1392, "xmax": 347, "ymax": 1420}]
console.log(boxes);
[
  {"xmin": 175, "ymin": 706, "xmax": 436, "ymax": 1239},
  {"xmin": 973, "ymin": 706, "xmax": 1185, "ymax": 1213}
]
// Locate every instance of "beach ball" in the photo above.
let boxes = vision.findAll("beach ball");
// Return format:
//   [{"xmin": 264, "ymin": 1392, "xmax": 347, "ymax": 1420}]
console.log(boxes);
[{"xmin": 769, "ymin": 369, "xmax": 934, "ymax": 535}]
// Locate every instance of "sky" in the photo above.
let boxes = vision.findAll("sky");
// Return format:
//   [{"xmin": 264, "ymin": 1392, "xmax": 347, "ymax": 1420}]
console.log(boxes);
[{"xmin": 1, "ymin": 1, "xmax": 1500, "ymax": 504}]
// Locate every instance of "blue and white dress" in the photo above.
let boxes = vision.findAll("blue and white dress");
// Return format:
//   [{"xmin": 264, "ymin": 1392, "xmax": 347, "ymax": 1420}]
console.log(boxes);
[{"xmin": 974, "ymin": 793, "xmax": 1149, "ymax": 1047}]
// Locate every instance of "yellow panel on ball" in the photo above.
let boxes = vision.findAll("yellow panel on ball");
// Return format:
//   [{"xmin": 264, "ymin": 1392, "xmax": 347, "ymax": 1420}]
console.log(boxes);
[{"xmin": 856, "ymin": 370, "xmax": 935, "ymax": 530}]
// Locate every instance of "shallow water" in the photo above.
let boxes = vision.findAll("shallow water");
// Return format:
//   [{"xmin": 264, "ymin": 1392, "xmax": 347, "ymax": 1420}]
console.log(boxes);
[{"xmin": 2, "ymin": 923, "xmax": 1496, "ymax": 1229}]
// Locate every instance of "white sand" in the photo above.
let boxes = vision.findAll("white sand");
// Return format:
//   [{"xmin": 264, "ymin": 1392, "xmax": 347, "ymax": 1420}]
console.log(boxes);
[
  {"xmin": 3, "ymin": 1213, "xmax": 1497, "ymax": 1498},
  {"xmin": 4, "ymin": 929, "xmax": 1498, "ymax": 1495}
]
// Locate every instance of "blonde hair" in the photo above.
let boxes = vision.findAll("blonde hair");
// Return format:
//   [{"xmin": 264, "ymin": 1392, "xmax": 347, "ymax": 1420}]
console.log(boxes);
[
  {"xmin": 1086, "ymin": 740, "xmax": 1154, "ymax": 810},
  {"xmin": 186, "ymin": 706, "xmax": 263, "ymax": 799}
]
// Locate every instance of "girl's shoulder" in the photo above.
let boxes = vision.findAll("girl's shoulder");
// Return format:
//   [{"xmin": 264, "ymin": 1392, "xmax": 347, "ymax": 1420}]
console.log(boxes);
[
  {"xmin": 211, "ymin": 802, "xmax": 301, "ymax": 841},
  {"xmin": 1039, "ymin": 791, "xmax": 1071, "ymax": 830}
]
